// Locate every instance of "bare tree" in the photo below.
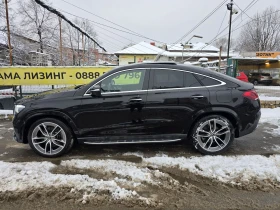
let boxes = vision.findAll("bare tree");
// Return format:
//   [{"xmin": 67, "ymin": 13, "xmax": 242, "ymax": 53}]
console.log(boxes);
[
  {"xmin": 17, "ymin": 0, "xmax": 58, "ymax": 52},
  {"xmin": 238, "ymin": 7, "xmax": 280, "ymax": 52},
  {"xmin": 213, "ymin": 37, "xmax": 235, "ymax": 52},
  {"xmin": 62, "ymin": 18, "xmax": 99, "ymax": 66}
]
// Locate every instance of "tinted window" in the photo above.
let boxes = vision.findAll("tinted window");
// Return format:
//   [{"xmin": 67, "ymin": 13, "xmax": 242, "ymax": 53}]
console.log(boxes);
[
  {"xmin": 101, "ymin": 69, "xmax": 146, "ymax": 92},
  {"xmin": 153, "ymin": 69, "xmax": 183, "ymax": 89},
  {"xmin": 261, "ymin": 73, "xmax": 270, "ymax": 76},
  {"xmin": 196, "ymin": 75, "xmax": 221, "ymax": 86},
  {"xmin": 184, "ymin": 72, "xmax": 202, "ymax": 87}
]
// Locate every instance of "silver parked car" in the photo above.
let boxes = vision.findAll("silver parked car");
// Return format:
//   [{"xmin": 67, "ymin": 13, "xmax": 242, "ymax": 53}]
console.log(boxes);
[{"xmin": 248, "ymin": 73, "xmax": 273, "ymax": 85}]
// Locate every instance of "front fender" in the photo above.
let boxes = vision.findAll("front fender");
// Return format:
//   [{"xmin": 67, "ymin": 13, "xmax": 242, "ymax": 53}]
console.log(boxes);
[{"xmin": 21, "ymin": 109, "xmax": 79, "ymax": 143}]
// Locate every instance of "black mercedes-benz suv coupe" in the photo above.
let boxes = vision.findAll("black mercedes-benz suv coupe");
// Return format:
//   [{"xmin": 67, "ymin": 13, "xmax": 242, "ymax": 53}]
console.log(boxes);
[{"xmin": 13, "ymin": 62, "xmax": 261, "ymax": 157}]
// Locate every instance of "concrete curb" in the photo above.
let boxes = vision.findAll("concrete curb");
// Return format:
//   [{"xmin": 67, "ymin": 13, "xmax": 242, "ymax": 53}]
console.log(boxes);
[
  {"xmin": 0, "ymin": 115, "xmax": 13, "ymax": 120},
  {"xmin": 260, "ymin": 100, "xmax": 280, "ymax": 108}
]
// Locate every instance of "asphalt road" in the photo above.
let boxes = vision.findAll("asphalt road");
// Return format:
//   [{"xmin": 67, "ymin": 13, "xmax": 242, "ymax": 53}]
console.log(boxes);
[{"xmin": 0, "ymin": 119, "xmax": 279, "ymax": 162}]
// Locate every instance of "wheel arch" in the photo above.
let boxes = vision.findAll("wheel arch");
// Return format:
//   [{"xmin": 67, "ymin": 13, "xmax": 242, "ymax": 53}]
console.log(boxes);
[
  {"xmin": 189, "ymin": 108, "xmax": 240, "ymax": 138},
  {"xmin": 22, "ymin": 111, "xmax": 78, "ymax": 144}
]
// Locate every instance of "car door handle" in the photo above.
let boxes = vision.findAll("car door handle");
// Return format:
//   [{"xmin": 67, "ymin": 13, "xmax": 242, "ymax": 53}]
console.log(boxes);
[{"xmin": 191, "ymin": 95, "xmax": 204, "ymax": 99}]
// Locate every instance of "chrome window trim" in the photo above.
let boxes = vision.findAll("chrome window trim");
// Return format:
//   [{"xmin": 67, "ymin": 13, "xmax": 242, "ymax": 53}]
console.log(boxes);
[{"xmin": 83, "ymin": 67, "xmax": 226, "ymax": 96}]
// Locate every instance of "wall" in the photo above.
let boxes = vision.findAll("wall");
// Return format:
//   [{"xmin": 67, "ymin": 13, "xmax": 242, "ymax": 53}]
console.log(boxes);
[{"xmin": 118, "ymin": 54, "xmax": 156, "ymax": 65}]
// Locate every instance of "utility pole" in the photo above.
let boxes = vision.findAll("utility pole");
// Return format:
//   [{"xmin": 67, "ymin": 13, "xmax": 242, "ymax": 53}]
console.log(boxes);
[
  {"xmin": 218, "ymin": 46, "xmax": 222, "ymax": 72},
  {"xmin": 82, "ymin": 22, "xmax": 85, "ymax": 66},
  {"xmin": 226, "ymin": 0, "xmax": 233, "ymax": 61},
  {"xmin": 78, "ymin": 31, "xmax": 80, "ymax": 66},
  {"xmin": 4, "ymin": 0, "xmax": 13, "ymax": 65},
  {"xmin": 181, "ymin": 43, "xmax": 184, "ymax": 62},
  {"xmin": 59, "ymin": 17, "xmax": 63, "ymax": 66},
  {"xmin": 94, "ymin": 42, "xmax": 96, "ymax": 66}
]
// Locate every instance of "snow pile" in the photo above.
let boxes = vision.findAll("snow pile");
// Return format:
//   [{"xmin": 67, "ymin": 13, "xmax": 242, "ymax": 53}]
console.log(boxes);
[
  {"xmin": 122, "ymin": 151, "xmax": 144, "ymax": 158},
  {"xmin": 143, "ymin": 155, "xmax": 280, "ymax": 188},
  {"xmin": 0, "ymin": 110, "xmax": 13, "ymax": 118},
  {"xmin": 259, "ymin": 95, "xmax": 280, "ymax": 101},
  {"xmin": 61, "ymin": 159, "xmax": 165, "ymax": 183},
  {"xmin": 0, "ymin": 161, "xmax": 138, "ymax": 200},
  {"xmin": 260, "ymin": 108, "xmax": 280, "ymax": 136}
]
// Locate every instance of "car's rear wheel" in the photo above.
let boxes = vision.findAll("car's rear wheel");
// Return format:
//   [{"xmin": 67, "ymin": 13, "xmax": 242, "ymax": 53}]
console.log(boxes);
[
  {"xmin": 191, "ymin": 115, "xmax": 234, "ymax": 155},
  {"xmin": 28, "ymin": 118, "xmax": 74, "ymax": 158},
  {"xmin": 253, "ymin": 80, "xmax": 258, "ymax": 85}
]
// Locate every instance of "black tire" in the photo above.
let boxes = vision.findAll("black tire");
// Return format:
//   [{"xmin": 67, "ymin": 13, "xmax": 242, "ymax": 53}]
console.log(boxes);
[
  {"xmin": 253, "ymin": 80, "xmax": 258, "ymax": 86},
  {"xmin": 190, "ymin": 115, "xmax": 235, "ymax": 155},
  {"xmin": 28, "ymin": 118, "xmax": 74, "ymax": 158}
]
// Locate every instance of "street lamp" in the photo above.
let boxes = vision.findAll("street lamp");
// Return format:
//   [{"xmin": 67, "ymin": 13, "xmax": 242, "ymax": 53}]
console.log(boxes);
[
  {"xmin": 181, "ymin": 35, "xmax": 203, "ymax": 62},
  {"xmin": 226, "ymin": 0, "xmax": 238, "ymax": 76}
]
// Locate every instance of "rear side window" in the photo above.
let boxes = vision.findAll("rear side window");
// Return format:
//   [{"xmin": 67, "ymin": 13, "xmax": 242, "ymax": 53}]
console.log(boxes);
[
  {"xmin": 261, "ymin": 73, "xmax": 270, "ymax": 76},
  {"xmin": 153, "ymin": 69, "xmax": 184, "ymax": 89},
  {"xmin": 196, "ymin": 75, "xmax": 221, "ymax": 86},
  {"xmin": 184, "ymin": 72, "xmax": 202, "ymax": 87}
]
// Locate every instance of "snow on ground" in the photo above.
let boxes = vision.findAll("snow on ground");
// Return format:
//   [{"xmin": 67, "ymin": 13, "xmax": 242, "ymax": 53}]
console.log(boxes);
[
  {"xmin": 0, "ymin": 161, "xmax": 141, "ymax": 201},
  {"xmin": 0, "ymin": 110, "xmax": 13, "ymax": 118},
  {"xmin": 259, "ymin": 95, "xmax": 280, "ymax": 101},
  {"xmin": 255, "ymin": 86, "xmax": 280, "ymax": 90},
  {"xmin": 1, "ymin": 155, "xmax": 279, "ymax": 197},
  {"xmin": 260, "ymin": 108, "xmax": 280, "ymax": 136},
  {"xmin": 61, "ymin": 159, "xmax": 166, "ymax": 184},
  {"xmin": 122, "ymin": 151, "xmax": 144, "ymax": 157},
  {"xmin": 143, "ymin": 155, "xmax": 280, "ymax": 188}
]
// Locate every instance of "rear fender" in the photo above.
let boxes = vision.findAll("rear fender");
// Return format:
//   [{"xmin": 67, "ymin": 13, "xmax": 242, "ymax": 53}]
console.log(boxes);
[{"xmin": 190, "ymin": 107, "xmax": 241, "ymax": 137}]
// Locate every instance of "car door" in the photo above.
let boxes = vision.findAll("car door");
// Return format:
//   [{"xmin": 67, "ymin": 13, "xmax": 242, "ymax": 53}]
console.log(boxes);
[
  {"xmin": 76, "ymin": 68, "xmax": 149, "ymax": 140},
  {"xmin": 144, "ymin": 68, "xmax": 210, "ymax": 138}
]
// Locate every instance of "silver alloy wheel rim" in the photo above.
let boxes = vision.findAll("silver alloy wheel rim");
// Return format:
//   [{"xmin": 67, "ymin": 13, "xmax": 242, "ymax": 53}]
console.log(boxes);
[
  {"xmin": 195, "ymin": 119, "xmax": 231, "ymax": 152},
  {"xmin": 31, "ymin": 122, "xmax": 67, "ymax": 155}
]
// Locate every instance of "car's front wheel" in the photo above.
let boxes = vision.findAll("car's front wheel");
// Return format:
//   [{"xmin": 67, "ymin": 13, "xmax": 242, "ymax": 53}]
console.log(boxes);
[
  {"xmin": 28, "ymin": 118, "xmax": 74, "ymax": 158},
  {"xmin": 191, "ymin": 115, "xmax": 234, "ymax": 155}
]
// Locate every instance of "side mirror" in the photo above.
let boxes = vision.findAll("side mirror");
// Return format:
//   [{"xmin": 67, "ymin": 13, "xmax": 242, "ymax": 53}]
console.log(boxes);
[{"xmin": 90, "ymin": 85, "xmax": 101, "ymax": 97}]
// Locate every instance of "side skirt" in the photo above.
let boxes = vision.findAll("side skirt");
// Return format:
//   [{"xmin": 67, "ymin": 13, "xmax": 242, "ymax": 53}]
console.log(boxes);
[{"xmin": 77, "ymin": 134, "xmax": 186, "ymax": 145}]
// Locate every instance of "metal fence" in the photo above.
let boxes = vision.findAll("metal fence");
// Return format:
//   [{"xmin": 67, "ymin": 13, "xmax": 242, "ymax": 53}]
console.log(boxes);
[{"xmin": 255, "ymin": 86, "xmax": 280, "ymax": 99}]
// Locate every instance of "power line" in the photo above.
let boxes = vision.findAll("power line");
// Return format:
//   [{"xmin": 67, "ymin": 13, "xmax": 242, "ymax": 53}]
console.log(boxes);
[
  {"xmin": 233, "ymin": 1, "xmax": 280, "ymax": 25},
  {"xmin": 182, "ymin": 0, "xmax": 262, "ymax": 62},
  {"xmin": 58, "ymin": 0, "xmax": 165, "ymax": 44},
  {"xmin": 216, "ymin": 10, "xmax": 228, "ymax": 37},
  {"xmin": 155, "ymin": 0, "xmax": 227, "ymax": 60},
  {"xmin": 57, "ymin": 8, "xmax": 162, "ymax": 43},
  {"xmin": 34, "ymin": 0, "xmax": 106, "ymax": 51},
  {"xmin": 175, "ymin": 0, "xmax": 227, "ymax": 44},
  {"xmin": 54, "ymin": 7, "xmax": 165, "ymax": 54}
]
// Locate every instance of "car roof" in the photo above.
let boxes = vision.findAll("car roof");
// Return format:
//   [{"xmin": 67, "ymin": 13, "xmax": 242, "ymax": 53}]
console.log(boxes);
[{"xmin": 115, "ymin": 62, "xmax": 212, "ymax": 75}]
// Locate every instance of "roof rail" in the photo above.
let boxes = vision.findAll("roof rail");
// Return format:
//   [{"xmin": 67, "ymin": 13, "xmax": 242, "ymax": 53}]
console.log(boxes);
[{"xmin": 147, "ymin": 61, "xmax": 177, "ymax": 65}]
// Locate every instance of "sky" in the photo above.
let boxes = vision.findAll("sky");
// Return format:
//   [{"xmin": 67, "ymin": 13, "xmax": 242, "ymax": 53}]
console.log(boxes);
[{"xmin": 10, "ymin": 0, "xmax": 280, "ymax": 52}]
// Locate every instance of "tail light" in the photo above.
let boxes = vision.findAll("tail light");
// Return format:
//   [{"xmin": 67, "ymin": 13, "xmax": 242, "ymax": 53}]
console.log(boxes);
[
  {"xmin": 243, "ymin": 90, "xmax": 259, "ymax": 100},
  {"xmin": 261, "ymin": 76, "xmax": 264, "ymax": 79}
]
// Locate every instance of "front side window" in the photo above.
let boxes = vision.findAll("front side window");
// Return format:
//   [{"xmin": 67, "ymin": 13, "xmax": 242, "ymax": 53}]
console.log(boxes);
[
  {"xmin": 153, "ymin": 69, "xmax": 184, "ymax": 89},
  {"xmin": 101, "ymin": 69, "xmax": 146, "ymax": 92}
]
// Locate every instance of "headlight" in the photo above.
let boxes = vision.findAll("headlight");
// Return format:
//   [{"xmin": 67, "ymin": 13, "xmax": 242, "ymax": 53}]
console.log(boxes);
[{"xmin": 14, "ymin": 105, "xmax": 25, "ymax": 114}]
